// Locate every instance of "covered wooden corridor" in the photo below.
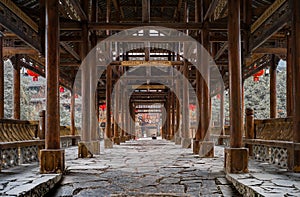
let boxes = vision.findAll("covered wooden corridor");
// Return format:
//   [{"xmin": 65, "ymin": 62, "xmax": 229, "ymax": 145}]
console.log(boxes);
[{"xmin": 1, "ymin": 0, "xmax": 300, "ymax": 196}]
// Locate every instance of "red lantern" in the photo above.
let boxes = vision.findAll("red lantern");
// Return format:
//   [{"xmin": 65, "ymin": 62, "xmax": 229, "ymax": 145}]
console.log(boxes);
[
  {"xmin": 27, "ymin": 69, "xmax": 39, "ymax": 81},
  {"xmin": 253, "ymin": 69, "xmax": 264, "ymax": 82},
  {"xmin": 74, "ymin": 94, "xmax": 79, "ymax": 98},
  {"xmin": 217, "ymin": 94, "xmax": 221, "ymax": 99},
  {"xmin": 100, "ymin": 104, "xmax": 106, "ymax": 111},
  {"xmin": 189, "ymin": 104, "xmax": 196, "ymax": 111},
  {"xmin": 59, "ymin": 86, "xmax": 65, "ymax": 93}
]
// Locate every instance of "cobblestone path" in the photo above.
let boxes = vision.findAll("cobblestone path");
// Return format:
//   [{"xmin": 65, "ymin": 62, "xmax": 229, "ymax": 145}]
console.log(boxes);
[{"xmin": 46, "ymin": 138, "xmax": 240, "ymax": 197}]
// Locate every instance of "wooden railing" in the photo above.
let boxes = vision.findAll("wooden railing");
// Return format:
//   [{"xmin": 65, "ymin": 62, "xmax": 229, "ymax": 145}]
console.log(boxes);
[
  {"xmin": 211, "ymin": 108, "xmax": 297, "ymax": 170},
  {"xmin": 0, "ymin": 118, "xmax": 80, "ymax": 172}
]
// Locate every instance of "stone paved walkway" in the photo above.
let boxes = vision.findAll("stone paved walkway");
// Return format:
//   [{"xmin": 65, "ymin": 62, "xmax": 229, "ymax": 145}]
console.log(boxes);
[{"xmin": 46, "ymin": 138, "xmax": 240, "ymax": 197}]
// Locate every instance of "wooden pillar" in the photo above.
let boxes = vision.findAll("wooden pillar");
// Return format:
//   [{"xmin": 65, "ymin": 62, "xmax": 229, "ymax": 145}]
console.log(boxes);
[
  {"xmin": 270, "ymin": 55, "xmax": 277, "ymax": 118},
  {"xmin": 166, "ymin": 93, "xmax": 171, "ymax": 140},
  {"xmin": 181, "ymin": 60, "xmax": 191, "ymax": 148},
  {"xmin": 40, "ymin": 0, "xmax": 64, "ymax": 174},
  {"xmin": 245, "ymin": 108, "xmax": 254, "ymax": 156},
  {"xmin": 292, "ymin": 0, "xmax": 300, "ymax": 172},
  {"xmin": 105, "ymin": 65, "xmax": 113, "ymax": 148},
  {"xmin": 78, "ymin": 0, "xmax": 92, "ymax": 158},
  {"xmin": 13, "ymin": 55, "xmax": 20, "ymax": 120},
  {"xmin": 193, "ymin": 70, "xmax": 202, "ymax": 154},
  {"xmin": 120, "ymin": 89, "xmax": 126, "ymax": 142},
  {"xmin": 70, "ymin": 89, "xmax": 76, "ymax": 144},
  {"xmin": 218, "ymin": 86, "xmax": 225, "ymax": 145},
  {"xmin": 174, "ymin": 78, "xmax": 181, "ymax": 145},
  {"xmin": 199, "ymin": 28, "xmax": 214, "ymax": 158},
  {"xmin": 113, "ymin": 83, "xmax": 120, "ymax": 145},
  {"xmin": 0, "ymin": 34, "xmax": 3, "ymax": 119},
  {"xmin": 225, "ymin": 0, "xmax": 248, "ymax": 174},
  {"xmin": 287, "ymin": 33, "xmax": 294, "ymax": 117},
  {"xmin": 171, "ymin": 92, "xmax": 175, "ymax": 141}
]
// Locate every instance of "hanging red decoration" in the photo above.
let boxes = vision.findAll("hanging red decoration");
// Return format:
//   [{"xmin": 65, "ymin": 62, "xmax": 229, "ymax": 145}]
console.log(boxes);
[
  {"xmin": 217, "ymin": 94, "xmax": 221, "ymax": 99},
  {"xmin": 74, "ymin": 94, "xmax": 79, "ymax": 98},
  {"xmin": 189, "ymin": 104, "xmax": 196, "ymax": 111},
  {"xmin": 100, "ymin": 104, "xmax": 106, "ymax": 111},
  {"xmin": 27, "ymin": 69, "xmax": 39, "ymax": 81},
  {"xmin": 253, "ymin": 69, "xmax": 264, "ymax": 82},
  {"xmin": 59, "ymin": 86, "xmax": 65, "ymax": 93}
]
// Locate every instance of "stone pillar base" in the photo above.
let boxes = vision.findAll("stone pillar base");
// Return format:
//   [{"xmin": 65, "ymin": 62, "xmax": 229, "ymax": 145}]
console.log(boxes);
[
  {"xmin": 91, "ymin": 140, "xmax": 100, "ymax": 155},
  {"xmin": 113, "ymin": 137, "xmax": 120, "ymax": 145},
  {"xmin": 78, "ymin": 141, "xmax": 93, "ymax": 158},
  {"xmin": 199, "ymin": 141, "xmax": 214, "ymax": 157},
  {"xmin": 104, "ymin": 138, "xmax": 113, "ymax": 148},
  {"xmin": 40, "ymin": 149, "xmax": 65, "ymax": 174},
  {"xmin": 224, "ymin": 148, "xmax": 249, "ymax": 173},
  {"xmin": 169, "ymin": 135, "xmax": 175, "ymax": 142},
  {"xmin": 193, "ymin": 140, "xmax": 200, "ymax": 154},
  {"xmin": 125, "ymin": 135, "xmax": 130, "ymax": 141},
  {"xmin": 218, "ymin": 138, "xmax": 223, "ymax": 146},
  {"xmin": 120, "ymin": 136, "xmax": 126, "ymax": 143},
  {"xmin": 181, "ymin": 138, "xmax": 192, "ymax": 148},
  {"xmin": 175, "ymin": 136, "xmax": 181, "ymax": 145}
]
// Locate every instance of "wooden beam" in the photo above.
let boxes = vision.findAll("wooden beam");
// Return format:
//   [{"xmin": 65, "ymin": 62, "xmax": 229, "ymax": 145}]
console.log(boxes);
[
  {"xmin": 60, "ymin": 42, "xmax": 81, "ymax": 61},
  {"xmin": 204, "ymin": 0, "xmax": 219, "ymax": 21},
  {"xmin": 89, "ymin": 22, "xmax": 203, "ymax": 30},
  {"xmin": 252, "ymin": 47, "xmax": 287, "ymax": 55},
  {"xmin": 251, "ymin": 0, "xmax": 287, "ymax": 33},
  {"xmin": 173, "ymin": 0, "xmax": 183, "ymax": 21},
  {"xmin": 249, "ymin": 0, "xmax": 290, "ymax": 51},
  {"xmin": 68, "ymin": 0, "xmax": 88, "ymax": 21},
  {"xmin": 112, "ymin": 0, "xmax": 124, "ymax": 18},
  {"xmin": 3, "ymin": 47, "xmax": 38, "ymax": 56},
  {"xmin": 0, "ymin": 1, "xmax": 41, "ymax": 51},
  {"xmin": 214, "ymin": 42, "xmax": 228, "ymax": 60}
]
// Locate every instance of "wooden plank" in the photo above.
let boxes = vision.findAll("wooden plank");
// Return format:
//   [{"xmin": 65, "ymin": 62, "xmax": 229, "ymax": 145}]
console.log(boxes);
[
  {"xmin": 204, "ymin": 0, "xmax": 219, "ymax": 21},
  {"xmin": 249, "ymin": 1, "xmax": 290, "ymax": 51},
  {"xmin": 60, "ymin": 42, "xmax": 81, "ymax": 61},
  {"xmin": 251, "ymin": 0, "xmax": 286, "ymax": 33},
  {"xmin": 0, "ymin": 1, "xmax": 41, "ymax": 51},
  {"xmin": 253, "ymin": 47, "xmax": 287, "ymax": 55},
  {"xmin": 0, "ymin": 0, "xmax": 38, "ymax": 32},
  {"xmin": 68, "ymin": 0, "xmax": 87, "ymax": 21}
]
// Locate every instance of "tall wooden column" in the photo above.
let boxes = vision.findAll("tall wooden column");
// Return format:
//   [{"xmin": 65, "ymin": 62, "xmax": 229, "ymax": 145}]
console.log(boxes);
[
  {"xmin": 0, "ymin": 34, "xmax": 4, "ymax": 119},
  {"xmin": 181, "ymin": 60, "xmax": 191, "ymax": 148},
  {"xmin": 199, "ymin": 28, "xmax": 214, "ymax": 157},
  {"xmin": 287, "ymin": 33, "xmax": 294, "ymax": 117},
  {"xmin": 270, "ymin": 55, "xmax": 277, "ymax": 118},
  {"xmin": 225, "ymin": 0, "xmax": 248, "ymax": 174},
  {"xmin": 113, "ymin": 83, "xmax": 120, "ymax": 145},
  {"xmin": 78, "ymin": 0, "xmax": 92, "ymax": 158},
  {"xmin": 40, "ymin": 0, "xmax": 64, "ymax": 173},
  {"xmin": 105, "ymin": 65, "xmax": 113, "ymax": 148},
  {"xmin": 171, "ymin": 92, "xmax": 175, "ymax": 141},
  {"xmin": 166, "ymin": 93, "xmax": 171, "ymax": 140},
  {"xmin": 120, "ymin": 89, "xmax": 126, "ymax": 142},
  {"xmin": 193, "ymin": 70, "xmax": 202, "ymax": 154},
  {"xmin": 13, "ymin": 55, "xmax": 20, "ymax": 120},
  {"xmin": 70, "ymin": 89, "xmax": 76, "ymax": 144},
  {"xmin": 174, "ymin": 79, "xmax": 181, "ymax": 145},
  {"xmin": 291, "ymin": 0, "xmax": 300, "ymax": 172}
]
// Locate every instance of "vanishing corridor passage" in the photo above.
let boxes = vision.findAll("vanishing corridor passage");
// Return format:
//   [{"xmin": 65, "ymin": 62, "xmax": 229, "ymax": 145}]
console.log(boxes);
[{"xmin": 47, "ymin": 139, "xmax": 240, "ymax": 196}]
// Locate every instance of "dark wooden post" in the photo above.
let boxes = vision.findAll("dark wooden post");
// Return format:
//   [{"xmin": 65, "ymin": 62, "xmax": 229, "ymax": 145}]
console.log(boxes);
[
  {"xmin": 40, "ymin": 0, "xmax": 64, "ymax": 174},
  {"xmin": 171, "ymin": 92, "xmax": 175, "ymax": 141},
  {"xmin": 245, "ymin": 108, "xmax": 254, "ymax": 156},
  {"xmin": 70, "ymin": 89, "xmax": 76, "ymax": 145},
  {"xmin": 0, "ymin": 34, "xmax": 3, "ymax": 119},
  {"xmin": 199, "ymin": 28, "xmax": 214, "ymax": 158},
  {"xmin": 113, "ymin": 83, "xmax": 120, "ymax": 145},
  {"xmin": 120, "ymin": 89, "xmax": 126, "ymax": 142},
  {"xmin": 174, "ymin": 79, "xmax": 181, "ymax": 145},
  {"xmin": 287, "ymin": 33, "xmax": 294, "ymax": 117},
  {"xmin": 181, "ymin": 60, "xmax": 191, "ymax": 148},
  {"xmin": 225, "ymin": 0, "xmax": 248, "ymax": 174},
  {"xmin": 270, "ymin": 55, "xmax": 277, "ymax": 118},
  {"xmin": 105, "ymin": 65, "xmax": 113, "ymax": 148},
  {"xmin": 218, "ymin": 86, "xmax": 225, "ymax": 145},
  {"xmin": 13, "ymin": 55, "xmax": 20, "ymax": 120},
  {"xmin": 38, "ymin": 110, "xmax": 45, "ymax": 140},
  {"xmin": 193, "ymin": 69, "xmax": 202, "ymax": 154},
  {"xmin": 166, "ymin": 93, "xmax": 171, "ymax": 140},
  {"xmin": 291, "ymin": 0, "xmax": 300, "ymax": 172},
  {"xmin": 78, "ymin": 0, "xmax": 92, "ymax": 158}
]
